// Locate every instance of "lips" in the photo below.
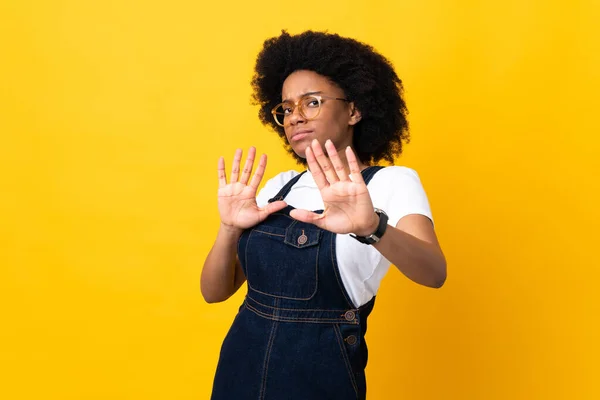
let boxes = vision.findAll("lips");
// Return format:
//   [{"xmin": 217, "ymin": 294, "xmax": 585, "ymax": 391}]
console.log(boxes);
[{"xmin": 290, "ymin": 130, "xmax": 313, "ymax": 142}]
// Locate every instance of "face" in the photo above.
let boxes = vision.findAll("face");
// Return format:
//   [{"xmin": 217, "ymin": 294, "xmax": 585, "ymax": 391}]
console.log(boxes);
[{"xmin": 279, "ymin": 70, "xmax": 361, "ymax": 159}]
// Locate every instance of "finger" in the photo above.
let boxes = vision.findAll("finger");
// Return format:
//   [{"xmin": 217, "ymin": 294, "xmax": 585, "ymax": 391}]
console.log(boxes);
[
  {"xmin": 240, "ymin": 146, "xmax": 256, "ymax": 185},
  {"xmin": 305, "ymin": 146, "xmax": 329, "ymax": 190},
  {"xmin": 289, "ymin": 208, "xmax": 326, "ymax": 228},
  {"xmin": 346, "ymin": 146, "xmax": 365, "ymax": 184},
  {"xmin": 325, "ymin": 139, "xmax": 349, "ymax": 181},
  {"xmin": 217, "ymin": 157, "xmax": 227, "ymax": 188},
  {"xmin": 230, "ymin": 148, "xmax": 243, "ymax": 183},
  {"xmin": 249, "ymin": 154, "xmax": 267, "ymax": 190},
  {"xmin": 311, "ymin": 139, "xmax": 338, "ymax": 184},
  {"xmin": 259, "ymin": 200, "xmax": 288, "ymax": 217}
]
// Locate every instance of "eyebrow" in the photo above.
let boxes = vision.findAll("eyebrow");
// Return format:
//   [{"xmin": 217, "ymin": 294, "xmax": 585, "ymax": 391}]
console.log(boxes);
[{"xmin": 282, "ymin": 91, "xmax": 323, "ymax": 103}]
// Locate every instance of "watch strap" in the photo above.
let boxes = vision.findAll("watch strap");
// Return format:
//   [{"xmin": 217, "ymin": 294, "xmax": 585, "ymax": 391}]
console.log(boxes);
[{"xmin": 350, "ymin": 208, "xmax": 389, "ymax": 245}]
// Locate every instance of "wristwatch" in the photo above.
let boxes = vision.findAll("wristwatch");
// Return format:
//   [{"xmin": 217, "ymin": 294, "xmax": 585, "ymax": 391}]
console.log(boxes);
[{"xmin": 350, "ymin": 208, "xmax": 389, "ymax": 245}]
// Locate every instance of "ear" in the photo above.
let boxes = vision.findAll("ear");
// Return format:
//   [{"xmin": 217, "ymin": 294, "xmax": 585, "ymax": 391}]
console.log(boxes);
[{"xmin": 348, "ymin": 103, "xmax": 362, "ymax": 126}]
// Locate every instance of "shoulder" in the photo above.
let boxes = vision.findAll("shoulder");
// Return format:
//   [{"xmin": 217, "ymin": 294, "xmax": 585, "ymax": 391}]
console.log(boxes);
[
  {"xmin": 368, "ymin": 166, "xmax": 425, "ymax": 190},
  {"xmin": 367, "ymin": 166, "xmax": 433, "ymax": 226},
  {"xmin": 376, "ymin": 165, "xmax": 421, "ymax": 178},
  {"xmin": 256, "ymin": 169, "xmax": 302, "ymax": 207}
]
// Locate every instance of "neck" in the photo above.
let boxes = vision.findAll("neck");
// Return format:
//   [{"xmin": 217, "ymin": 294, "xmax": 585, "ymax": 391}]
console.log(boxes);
[{"xmin": 339, "ymin": 147, "xmax": 368, "ymax": 174}]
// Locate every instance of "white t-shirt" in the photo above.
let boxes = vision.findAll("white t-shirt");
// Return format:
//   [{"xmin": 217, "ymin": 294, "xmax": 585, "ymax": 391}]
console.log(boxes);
[{"xmin": 255, "ymin": 166, "xmax": 433, "ymax": 308}]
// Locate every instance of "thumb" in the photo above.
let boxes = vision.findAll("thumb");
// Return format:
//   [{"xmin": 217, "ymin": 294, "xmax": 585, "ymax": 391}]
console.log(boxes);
[
  {"xmin": 289, "ymin": 209, "xmax": 326, "ymax": 228},
  {"xmin": 259, "ymin": 200, "xmax": 288, "ymax": 218}
]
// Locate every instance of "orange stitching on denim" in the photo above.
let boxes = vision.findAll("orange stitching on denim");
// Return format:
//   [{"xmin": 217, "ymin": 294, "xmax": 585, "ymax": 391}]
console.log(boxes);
[
  {"xmin": 334, "ymin": 324, "xmax": 359, "ymax": 397},
  {"xmin": 245, "ymin": 303, "xmax": 358, "ymax": 324},
  {"xmin": 247, "ymin": 296, "xmax": 348, "ymax": 312},
  {"xmin": 249, "ymin": 285, "xmax": 318, "ymax": 301},
  {"xmin": 245, "ymin": 231, "xmax": 319, "ymax": 301},
  {"xmin": 253, "ymin": 229, "xmax": 285, "ymax": 237},
  {"xmin": 259, "ymin": 318, "xmax": 278, "ymax": 400},
  {"xmin": 245, "ymin": 229, "xmax": 254, "ymax": 293},
  {"xmin": 330, "ymin": 233, "xmax": 356, "ymax": 308}
]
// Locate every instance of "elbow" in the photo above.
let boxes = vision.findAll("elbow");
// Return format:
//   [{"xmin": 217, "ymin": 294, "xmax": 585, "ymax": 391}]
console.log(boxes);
[
  {"xmin": 423, "ymin": 275, "xmax": 446, "ymax": 289},
  {"xmin": 202, "ymin": 293, "xmax": 220, "ymax": 304},
  {"xmin": 431, "ymin": 274, "xmax": 446, "ymax": 289},
  {"xmin": 201, "ymin": 291, "xmax": 227, "ymax": 304},
  {"xmin": 426, "ymin": 259, "xmax": 447, "ymax": 289},
  {"xmin": 432, "ymin": 261, "xmax": 447, "ymax": 288},
  {"xmin": 200, "ymin": 283, "xmax": 228, "ymax": 304}
]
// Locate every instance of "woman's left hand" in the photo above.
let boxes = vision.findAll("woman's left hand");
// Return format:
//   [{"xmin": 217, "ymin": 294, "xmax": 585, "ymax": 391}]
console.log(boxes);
[{"xmin": 289, "ymin": 139, "xmax": 379, "ymax": 236}]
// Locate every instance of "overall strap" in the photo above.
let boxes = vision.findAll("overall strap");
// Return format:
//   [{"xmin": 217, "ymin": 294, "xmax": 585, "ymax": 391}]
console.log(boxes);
[
  {"xmin": 361, "ymin": 165, "xmax": 384, "ymax": 185},
  {"xmin": 267, "ymin": 171, "xmax": 307, "ymax": 203}
]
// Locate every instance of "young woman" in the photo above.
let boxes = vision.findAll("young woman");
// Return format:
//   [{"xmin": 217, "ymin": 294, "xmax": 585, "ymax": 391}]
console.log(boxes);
[{"xmin": 202, "ymin": 30, "xmax": 447, "ymax": 400}]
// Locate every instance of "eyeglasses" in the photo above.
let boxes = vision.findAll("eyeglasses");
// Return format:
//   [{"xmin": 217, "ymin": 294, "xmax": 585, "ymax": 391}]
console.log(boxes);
[{"xmin": 271, "ymin": 94, "xmax": 350, "ymax": 127}]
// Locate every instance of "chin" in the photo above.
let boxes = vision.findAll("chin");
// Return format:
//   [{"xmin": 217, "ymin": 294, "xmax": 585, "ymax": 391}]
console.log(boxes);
[{"xmin": 291, "ymin": 146, "xmax": 307, "ymax": 160}]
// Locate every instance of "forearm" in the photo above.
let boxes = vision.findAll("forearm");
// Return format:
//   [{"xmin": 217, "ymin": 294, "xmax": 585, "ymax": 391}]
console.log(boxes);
[
  {"xmin": 201, "ymin": 224, "xmax": 245, "ymax": 303},
  {"xmin": 373, "ymin": 225, "xmax": 447, "ymax": 288}
]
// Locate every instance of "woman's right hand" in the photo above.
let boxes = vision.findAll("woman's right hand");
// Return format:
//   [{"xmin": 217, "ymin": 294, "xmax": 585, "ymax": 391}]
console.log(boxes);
[{"xmin": 217, "ymin": 147, "xmax": 287, "ymax": 232}]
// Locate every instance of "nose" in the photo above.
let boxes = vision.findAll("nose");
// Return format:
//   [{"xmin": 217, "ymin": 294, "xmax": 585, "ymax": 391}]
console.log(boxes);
[{"xmin": 287, "ymin": 105, "xmax": 305, "ymax": 126}]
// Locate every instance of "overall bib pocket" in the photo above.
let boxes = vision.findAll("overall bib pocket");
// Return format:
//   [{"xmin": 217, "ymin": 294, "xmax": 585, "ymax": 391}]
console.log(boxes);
[{"xmin": 245, "ymin": 221, "xmax": 322, "ymax": 300}]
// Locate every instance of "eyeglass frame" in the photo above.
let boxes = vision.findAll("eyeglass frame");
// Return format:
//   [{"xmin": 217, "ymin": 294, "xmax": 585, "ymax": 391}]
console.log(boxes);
[{"xmin": 271, "ymin": 93, "xmax": 351, "ymax": 127}]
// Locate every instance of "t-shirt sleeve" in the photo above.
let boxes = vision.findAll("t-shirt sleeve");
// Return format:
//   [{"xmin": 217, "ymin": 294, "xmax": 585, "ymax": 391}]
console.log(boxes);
[
  {"xmin": 255, "ymin": 170, "xmax": 300, "ymax": 208},
  {"xmin": 368, "ymin": 166, "xmax": 434, "ymax": 227}
]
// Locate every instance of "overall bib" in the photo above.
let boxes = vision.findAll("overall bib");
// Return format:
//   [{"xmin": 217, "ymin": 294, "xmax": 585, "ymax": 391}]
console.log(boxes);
[{"xmin": 211, "ymin": 166, "xmax": 383, "ymax": 400}]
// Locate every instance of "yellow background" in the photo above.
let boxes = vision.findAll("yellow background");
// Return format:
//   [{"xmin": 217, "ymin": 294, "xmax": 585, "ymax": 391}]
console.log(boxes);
[{"xmin": 1, "ymin": 0, "xmax": 599, "ymax": 399}]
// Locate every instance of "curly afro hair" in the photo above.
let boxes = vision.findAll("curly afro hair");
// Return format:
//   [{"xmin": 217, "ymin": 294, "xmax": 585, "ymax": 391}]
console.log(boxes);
[{"xmin": 251, "ymin": 30, "xmax": 410, "ymax": 166}]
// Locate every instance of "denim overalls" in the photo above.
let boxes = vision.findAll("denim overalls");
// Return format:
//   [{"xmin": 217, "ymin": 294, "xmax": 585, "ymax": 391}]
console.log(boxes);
[{"xmin": 211, "ymin": 166, "xmax": 384, "ymax": 400}]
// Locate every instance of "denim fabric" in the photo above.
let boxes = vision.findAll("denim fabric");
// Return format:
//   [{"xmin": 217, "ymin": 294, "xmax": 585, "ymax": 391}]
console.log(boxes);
[{"xmin": 211, "ymin": 167, "xmax": 384, "ymax": 400}]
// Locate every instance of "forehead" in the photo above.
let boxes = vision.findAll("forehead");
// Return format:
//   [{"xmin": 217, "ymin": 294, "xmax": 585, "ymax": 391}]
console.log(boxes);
[{"xmin": 281, "ymin": 70, "xmax": 342, "ymax": 101}]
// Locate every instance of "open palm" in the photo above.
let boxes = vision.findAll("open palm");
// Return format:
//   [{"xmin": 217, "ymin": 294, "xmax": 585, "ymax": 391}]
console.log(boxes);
[
  {"xmin": 218, "ymin": 147, "xmax": 287, "ymax": 230},
  {"xmin": 289, "ymin": 140, "xmax": 378, "ymax": 237}
]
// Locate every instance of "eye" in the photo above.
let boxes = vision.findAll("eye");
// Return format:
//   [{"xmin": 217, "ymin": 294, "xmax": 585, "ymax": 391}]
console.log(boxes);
[
  {"xmin": 303, "ymin": 97, "xmax": 320, "ymax": 108},
  {"xmin": 277, "ymin": 103, "xmax": 293, "ymax": 115}
]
